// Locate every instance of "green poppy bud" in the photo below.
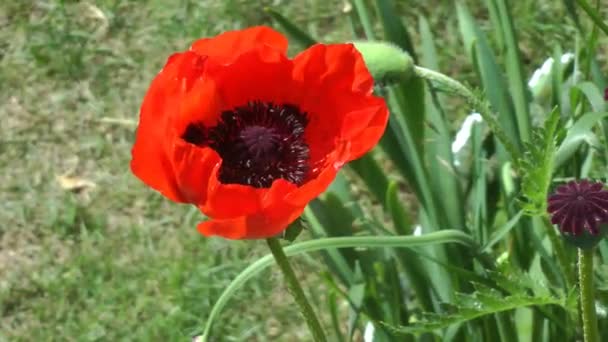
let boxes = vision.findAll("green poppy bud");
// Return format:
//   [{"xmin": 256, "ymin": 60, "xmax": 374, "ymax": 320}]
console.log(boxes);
[{"xmin": 353, "ymin": 41, "xmax": 414, "ymax": 85}]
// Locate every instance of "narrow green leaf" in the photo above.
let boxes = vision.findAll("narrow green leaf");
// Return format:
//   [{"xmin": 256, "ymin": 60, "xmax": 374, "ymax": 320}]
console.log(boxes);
[
  {"xmin": 471, "ymin": 121, "xmax": 488, "ymax": 244},
  {"xmin": 349, "ymin": 153, "xmax": 389, "ymax": 204},
  {"xmin": 456, "ymin": 1, "xmax": 521, "ymax": 154},
  {"xmin": 575, "ymin": 0, "xmax": 608, "ymax": 36},
  {"xmin": 385, "ymin": 181, "xmax": 412, "ymax": 235},
  {"xmin": 493, "ymin": 0, "xmax": 531, "ymax": 142},
  {"xmin": 367, "ymin": 0, "xmax": 426, "ymax": 161},
  {"xmin": 352, "ymin": 0, "xmax": 375, "ymax": 39},
  {"xmin": 305, "ymin": 200, "xmax": 356, "ymax": 285},
  {"xmin": 327, "ymin": 291, "xmax": 346, "ymax": 342},
  {"xmin": 282, "ymin": 218, "xmax": 305, "ymax": 242},
  {"xmin": 380, "ymin": 88, "xmax": 439, "ymax": 223},
  {"xmin": 563, "ymin": 0, "xmax": 581, "ymax": 27},
  {"xmin": 551, "ymin": 46, "xmax": 566, "ymax": 110},
  {"xmin": 374, "ymin": 0, "xmax": 417, "ymax": 59},
  {"xmin": 419, "ymin": 15, "xmax": 466, "ymax": 230},
  {"xmin": 555, "ymin": 112, "xmax": 608, "ymax": 168},
  {"xmin": 265, "ymin": 8, "xmax": 317, "ymax": 48},
  {"xmin": 482, "ymin": 210, "xmax": 524, "ymax": 252},
  {"xmin": 572, "ymin": 82, "xmax": 606, "ymax": 113}
]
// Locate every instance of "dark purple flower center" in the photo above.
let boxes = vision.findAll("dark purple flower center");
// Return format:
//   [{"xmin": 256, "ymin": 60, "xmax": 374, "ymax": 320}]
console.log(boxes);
[
  {"xmin": 547, "ymin": 180, "xmax": 608, "ymax": 235},
  {"xmin": 182, "ymin": 101, "xmax": 310, "ymax": 188}
]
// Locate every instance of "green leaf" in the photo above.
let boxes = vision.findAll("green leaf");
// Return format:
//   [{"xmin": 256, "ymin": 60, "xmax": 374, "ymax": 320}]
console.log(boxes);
[
  {"xmin": 371, "ymin": 0, "xmax": 425, "ymax": 160},
  {"xmin": 575, "ymin": 0, "xmax": 608, "ymax": 36},
  {"xmin": 488, "ymin": 0, "xmax": 531, "ymax": 142},
  {"xmin": 379, "ymin": 88, "xmax": 439, "ymax": 223},
  {"xmin": 481, "ymin": 210, "xmax": 524, "ymax": 252},
  {"xmin": 327, "ymin": 291, "xmax": 346, "ymax": 342},
  {"xmin": 519, "ymin": 107, "xmax": 561, "ymax": 215},
  {"xmin": 374, "ymin": 0, "xmax": 417, "ymax": 59},
  {"xmin": 381, "ymin": 286, "xmax": 563, "ymax": 335},
  {"xmin": 281, "ymin": 218, "xmax": 305, "ymax": 242},
  {"xmin": 470, "ymin": 121, "xmax": 488, "ymax": 243},
  {"xmin": 352, "ymin": 0, "xmax": 375, "ymax": 39},
  {"xmin": 456, "ymin": 1, "xmax": 521, "ymax": 154},
  {"xmin": 419, "ymin": 14, "xmax": 466, "ymax": 230},
  {"xmin": 265, "ymin": 8, "xmax": 316, "ymax": 48},
  {"xmin": 572, "ymin": 82, "xmax": 606, "ymax": 113},
  {"xmin": 555, "ymin": 111, "xmax": 608, "ymax": 169},
  {"xmin": 385, "ymin": 181, "xmax": 412, "ymax": 235},
  {"xmin": 305, "ymin": 200, "xmax": 356, "ymax": 285}
]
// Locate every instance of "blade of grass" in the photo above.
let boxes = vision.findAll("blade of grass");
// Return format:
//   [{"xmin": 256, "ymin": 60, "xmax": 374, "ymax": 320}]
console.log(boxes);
[
  {"xmin": 353, "ymin": 0, "xmax": 375, "ymax": 38},
  {"xmin": 419, "ymin": 14, "xmax": 466, "ymax": 230},
  {"xmin": 385, "ymin": 181, "xmax": 413, "ymax": 235},
  {"xmin": 349, "ymin": 153, "xmax": 390, "ymax": 204},
  {"xmin": 555, "ymin": 112, "xmax": 608, "ymax": 169},
  {"xmin": 482, "ymin": 210, "xmax": 524, "ymax": 252},
  {"xmin": 575, "ymin": 0, "xmax": 608, "ymax": 36},
  {"xmin": 265, "ymin": 8, "xmax": 317, "ymax": 48},
  {"xmin": 493, "ymin": 0, "xmax": 531, "ymax": 142},
  {"xmin": 374, "ymin": 0, "xmax": 416, "ymax": 59},
  {"xmin": 456, "ymin": 1, "xmax": 521, "ymax": 153}
]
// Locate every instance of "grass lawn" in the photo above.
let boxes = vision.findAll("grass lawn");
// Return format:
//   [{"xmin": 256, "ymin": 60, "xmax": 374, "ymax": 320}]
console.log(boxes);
[{"xmin": 0, "ymin": 0, "xmax": 587, "ymax": 340}]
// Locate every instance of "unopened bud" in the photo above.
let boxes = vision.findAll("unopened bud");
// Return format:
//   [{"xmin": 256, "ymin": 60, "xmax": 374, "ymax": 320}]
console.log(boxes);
[{"xmin": 353, "ymin": 41, "xmax": 414, "ymax": 85}]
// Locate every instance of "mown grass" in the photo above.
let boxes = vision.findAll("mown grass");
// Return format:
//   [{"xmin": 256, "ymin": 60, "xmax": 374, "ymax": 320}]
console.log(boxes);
[
  {"xmin": 0, "ymin": 1, "xmax": 350, "ymax": 340},
  {"xmin": 0, "ymin": 0, "xmax": 584, "ymax": 340}
]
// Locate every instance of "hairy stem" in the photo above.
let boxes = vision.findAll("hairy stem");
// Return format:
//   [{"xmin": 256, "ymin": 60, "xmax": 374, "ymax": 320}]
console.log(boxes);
[
  {"xmin": 266, "ymin": 237, "xmax": 327, "ymax": 341},
  {"xmin": 579, "ymin": 248, "xmax": 599, "ymax": 342}
]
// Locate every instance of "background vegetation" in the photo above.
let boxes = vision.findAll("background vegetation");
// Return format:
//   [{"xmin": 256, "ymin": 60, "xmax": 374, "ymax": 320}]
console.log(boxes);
[{"xmin": 1, "ymin": 0, "xmax": 606, "ymax": 341}]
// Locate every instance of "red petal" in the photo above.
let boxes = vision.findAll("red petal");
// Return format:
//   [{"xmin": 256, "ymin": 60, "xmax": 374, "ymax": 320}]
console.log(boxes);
[
  {"xmin": 171, "ymin": 143, "xmax": 220, "ymax": 204},
  {"xmin": 198, "ymin": 179, "xmax": 303, "ymax": 239},
  {"xmin": 172, "ymin": 74, "xmax": 224, "ymax": 134},
  {"xmin": 131, "ymin": 52, "xmax": 207, "ymax": 203},
  {"xmin": 208, "ymin": 46, "xmax": 296, "ymax": 109},
  {"xmin": 285, "ymin": 157, "xmax": 340, "ymax": 207},
  {"xmin": 190, "ymin": 26, "xmax": 288, "ymax": 64},
  {"xmin": 197, "ymin": 206, "xmax": 304, "ymax": 239},
  {"xmin": 292, "ymin": 43, "xmax": 388, "ymax": 165},
  {"xmin": 340, "ymin": 101, "xmax": 389, "ymax": 160},
  {"xmin": 293, "ymin": 43, "xmax": 373, "ymax": 94},
  {"xmin": 201, "ymin": 171, "xmax": 263, "ymax": 219}
]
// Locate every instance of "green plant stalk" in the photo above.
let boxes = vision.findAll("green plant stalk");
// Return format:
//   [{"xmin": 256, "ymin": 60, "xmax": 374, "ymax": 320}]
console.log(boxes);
[
  {"xmin": 200, "ymin": 230, "xmax": 478, "ymax": 339},
  {"xmin": 266, "ymin": 237, "xmax": 327, "ymax": 341},
  {"xmin": 412, "ymin": 65, "xmax": 520, "ymax": 165},
  {"xmin": 579, "ymin": 248, "xmax": 599, "ymax": 342}
]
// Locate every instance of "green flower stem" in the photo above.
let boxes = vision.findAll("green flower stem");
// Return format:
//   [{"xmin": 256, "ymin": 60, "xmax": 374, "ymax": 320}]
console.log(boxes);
[
  {"xmin": 201, "ymin": 230, "xmax": 478, "ymax": 340},
  {"xmin": 579, "ymin": 248, "xmax": 599, "ymax": 342},
  {"xmin": 266, "ymin": 237, "xmax": 327, "ymax": 342},
  {"xmin": 412, "ymin": 65, "xmax": 520, "ymax": 163}
]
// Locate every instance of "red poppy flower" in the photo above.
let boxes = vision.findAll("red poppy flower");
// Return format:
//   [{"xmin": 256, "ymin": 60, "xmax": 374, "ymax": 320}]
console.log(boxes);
[{"xmin": 130, "ymin": 26, "xmax": 388, "ymax": 239}]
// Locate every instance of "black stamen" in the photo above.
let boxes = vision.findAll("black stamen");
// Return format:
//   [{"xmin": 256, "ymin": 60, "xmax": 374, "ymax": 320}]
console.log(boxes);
[
  {"xmin": 181, "ymin": 101, "xmax": 310, "ymax": 188},
  {"xmin": 182, "ymin": 123, "xmax": 207, "ymax": 146}
]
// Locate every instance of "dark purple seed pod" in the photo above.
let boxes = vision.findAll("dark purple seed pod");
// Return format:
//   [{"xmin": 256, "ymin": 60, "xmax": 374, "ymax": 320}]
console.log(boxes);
[{"xmin": 547, "ymin": 180, "xmax": 608, "ymax": 248}]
